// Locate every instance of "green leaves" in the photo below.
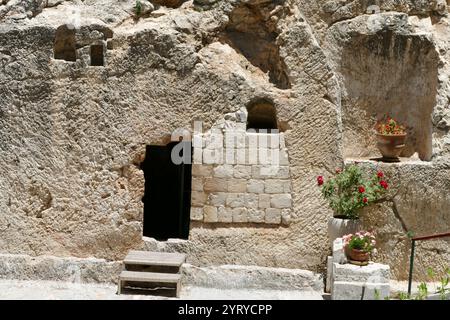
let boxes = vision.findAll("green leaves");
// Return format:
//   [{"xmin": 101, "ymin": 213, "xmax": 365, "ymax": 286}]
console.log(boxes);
[
  {"xmin": 135, "ymin": 0, "xmax": 142, "ymax": 16},
  {"xmin": 319, "ymin": 165, "xmax": 387, "ymax": 219}
]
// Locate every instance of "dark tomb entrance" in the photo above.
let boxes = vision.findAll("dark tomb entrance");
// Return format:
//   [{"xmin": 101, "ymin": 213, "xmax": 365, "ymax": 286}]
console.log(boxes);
[{"xmin": 141, "ymin": 141, "xmax": 191, "ymax": 240}]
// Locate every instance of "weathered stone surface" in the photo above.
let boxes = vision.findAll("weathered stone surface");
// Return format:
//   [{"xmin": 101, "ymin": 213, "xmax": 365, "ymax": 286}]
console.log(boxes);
[
  {"xmin": 190, "ymin": 207, "xmax": 203, "ymax": 221},
  {"xmin": 248, "ymin": 208, "xmax": 264, "ymax": 223},
  {"xmin": 232, "ymin": 207, "xmax": 248, "ymax": 223},
  {"xmin": 333, "ymin": 262, "xmax": 390, "ymax": 284},
  {"xmin": 207, "ymin": 192, "xmax": 227, "ymax": 206},
  {"xmin": 181, "ymin": 264, "xmax": 324, "ymax": 291},
  {"xmin": 204, "ymin": 177, "xmax": 228, "ymax": 192},
  {"xmin": 217, "ymin": 206, "xmax": 232, "ymax": 223},
  {"xmin": 247, "ymin": 179, "xmax": 265, "ymax": 193},
  {"xmin": 258, "ymin": 194, "xmax": 271, "ymax": 209},
  {"xmin": 0, "ymin": 254, "xmax": 121, "ymax": 284},
  {"xmin": 270, "ymin": 194, "xmax": 292, "ymax": 209},
  {"xmin": 227, "ymin": 179, "xmax": 247, "ymax": 193},
  {"xmin": 0, "ymin": 0, "xmax": 449, "ymax": 282},
  {"xmin": 332, "ymin": 238, "xmax": 347, "ymax": 264},
  {"xmin": 265, "ymin": 208, "xmax": 281, "ymax": 224},
  {"xmin": 203, "ymin": 206, "xmax": 218, "ymax": 223}
]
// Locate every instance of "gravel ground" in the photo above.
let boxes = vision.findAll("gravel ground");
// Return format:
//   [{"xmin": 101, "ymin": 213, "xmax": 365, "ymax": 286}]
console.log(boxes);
[{"xmin": 0, "ymin": 279, "xmax": 324, "ymax": 300}]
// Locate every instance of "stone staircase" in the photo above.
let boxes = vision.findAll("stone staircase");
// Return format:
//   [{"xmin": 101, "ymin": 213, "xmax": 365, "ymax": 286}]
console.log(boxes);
[{"xmin": 117, "ymin": 250, "xmax": 186, "ymax": 297}]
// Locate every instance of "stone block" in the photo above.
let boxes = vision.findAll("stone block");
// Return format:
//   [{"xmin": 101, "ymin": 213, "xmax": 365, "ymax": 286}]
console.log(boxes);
[
  {"xmin": 333, "ymin": 262, "xmax": 390, "ymax": 284},
  {"xmin": 252, "ymin": 165, "xmax": 282, "ymax": 179},
  {"xmin": 232, "ymin": 207, "xmax": 248, "ymax": 223},
  {"xmin": 265, "ymin": 208, "xmax": 281, "ymax": 224},
  {"xmin": 281, "ymin": 209, "xmax": 292, "ymax": 225},
  {"xmin": 217, "ymin": 206, "xmax": 232, "ymax": 223},
  {"xmin": 228, "ymin": 179, "xmax": 247, "ymax": 193},
  {"xmin": 332, "ymin": 237, "xmax": 347, "ymax": 264},
  {"xmin": 234, "ymin": 165, "xmax": 251, "ymax": 179},
  {"xmin": 326, "ymin": 256, "xmax": 332, "ymax": 293},
  {"xmin": 245, "ymin": 193, "xmax": 259, "ymax": 207},
  {"xmin": 265, "ymin": 180, "xmax": 291, "ymax": 193},
  {"xmin": 190, "ymin": 207, "xmax": 203, "ymax": 221},
  {"xmin": 248, "ymin": 208, "xmax": 265, "ymax": 223},
  {"xmin": 363, "ymin": 283, "xmax": 390, "ymax": 300},
  {"xmin": 258, "ymin": 194, "xmax": 271, "ymax": 208},
  {"xmin": 207, "ymin": 192, "xmax": 227, "ymax": 206},
  {"xmin": 223, "ymin": 148, "xmax": 236, "ymax": 165},
  {"xmin": 191, "ymin": 191, "xmax": 207, "ymax": 206},
  {"xmin": 224, "ymin": 132, "xmax": 246, "ymax": 149},
  {"xmin": 331, "ymin": 281, "xmax": 390, "ymax": 300},
  {"xmin": 247, "ymin": 179, "xmax": 265, "ymax": 193},
  {"xmin": 192, "ymin": 133, "xmax": 205, "ymax": 148},
  {"xmin": 234, "ymin": 149, "xmax": 246, "ymax": 165},
  {"xmin": 273, "ymin": 166, "xmax": 290, "ymax": 179},
  {"xmin": 331, "ymin": 281, "xmax": 364, "ymax": 300},
  {"xmin": 226, "ymin": 193, "xmax": 246, "ymax": 208},
  {"xmin": 270, "ymin": 194, "xmax": 292, "ymax": 209},
  {"xmin": 203, "ymin": 148, "xmax": 224, "ymax": 165},
  {"xmin": 191, "ymin": 177, "xmax": 203, "ymax": 192},
  {"xmin": 192, "ymin": 147, "xmax": 203, "ymax": 164},
  {"xmin": 203, "ymin": 206, "xmax": 218, "ymax": 223},
  {"xmin": 279, "ymin": 149, "xmax": 290, "ymax": 165},
  {"xmin": 204, "ymin": 131, "xmax": 224, "ymax": 149},
  {"xmin": 204, "ymin": 178, "xmax": 228, "ymax": 192},
  {"xmin": 245, "ymin": 133, "xmax": 259, "ymax": 149},
  {"xmin": 259, "ymin": 149, "xmax": 279, "ymax": 165},
  {"xmin": 246, "ymin": 148, "xmax": 259, "ymax": 165},
  {"xmin": 213, "ymin": 165, "xmax": 234, "ymax": 178},
  {"xmin": 192, "ymin": 164, "xmax": 212, "ymax": 177}
]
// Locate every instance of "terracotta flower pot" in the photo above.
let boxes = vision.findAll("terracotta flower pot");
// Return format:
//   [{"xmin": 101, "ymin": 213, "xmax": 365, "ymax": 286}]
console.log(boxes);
[
  {"xmin": 346, "ymin": 247, "xmax": 370, "ymax": 263},
  {"xmin": 376, "ymin": 133, "xmax": 407, "ymax": 161}
]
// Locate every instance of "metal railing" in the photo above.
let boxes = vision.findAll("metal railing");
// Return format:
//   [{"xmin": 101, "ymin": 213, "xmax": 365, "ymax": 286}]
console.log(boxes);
[{"xmin": 408, "ymin": 232, "xmax": 450, "ymax": 295}]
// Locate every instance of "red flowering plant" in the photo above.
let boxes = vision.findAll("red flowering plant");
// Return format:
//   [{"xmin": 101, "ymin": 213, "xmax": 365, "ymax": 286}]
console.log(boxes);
[
  {"xmin": 376, "ymin": 116, "xmax": 406, "ymax": 135},
  {"xmin": 317, "ymin": 165, "xmax": 388, "ymax": 220}
]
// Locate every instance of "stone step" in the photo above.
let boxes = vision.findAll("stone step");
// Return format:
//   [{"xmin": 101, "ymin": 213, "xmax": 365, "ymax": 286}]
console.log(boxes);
[
  {"xmin": 118, "ymin": 270, "xmax": 181, "ymax": 297},
  {"xmin": 123, "ymin": 250, "xmax": 186, "ymax": 268}
]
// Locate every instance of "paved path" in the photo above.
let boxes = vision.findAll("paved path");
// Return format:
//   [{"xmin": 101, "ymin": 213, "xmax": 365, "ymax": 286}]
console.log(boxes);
[{"xmin": 0, "ymin": 279, "xmax": 324, "ymax": 300}]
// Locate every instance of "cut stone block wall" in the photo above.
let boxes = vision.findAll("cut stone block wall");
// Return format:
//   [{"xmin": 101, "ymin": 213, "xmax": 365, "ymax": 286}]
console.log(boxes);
[{"xmin": 190, "ymin": 108, "xmax": 293, "ymax": 225}]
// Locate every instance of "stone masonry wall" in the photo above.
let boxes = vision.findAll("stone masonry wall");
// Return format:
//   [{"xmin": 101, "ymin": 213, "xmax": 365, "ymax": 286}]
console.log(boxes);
[{"xmin": 190, "ymin": 110, "xmax": 293, "ymax": 225}]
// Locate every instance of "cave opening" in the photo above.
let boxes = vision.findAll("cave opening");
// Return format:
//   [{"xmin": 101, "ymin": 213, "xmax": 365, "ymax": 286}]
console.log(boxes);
[
  {"xmin": 339, "ymin": 30, "xmax": 438, "ymax": 161},
  {"xmin": 90, "ymin": 44, "xmax": 104, "ymax": 66},
  {"xmin": 54, "ymin": 24, "xmax": 76, "ymax": 62},
  {"xmin": 246, "ymin": 98, "xmax": 278, "ymax": 131}
]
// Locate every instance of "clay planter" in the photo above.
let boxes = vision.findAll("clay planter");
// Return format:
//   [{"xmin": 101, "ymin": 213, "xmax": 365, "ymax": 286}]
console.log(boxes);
[
  {"xmin": 376, "ymin": 133, "xmax": 407, "ymax": 161},
  {"xmin": 327, "ymin": 217, "xmax": 361, "ymax": 249},
  {"xmin": 346, "ymin": 247, "xmax": 370, "ymax": 264}
]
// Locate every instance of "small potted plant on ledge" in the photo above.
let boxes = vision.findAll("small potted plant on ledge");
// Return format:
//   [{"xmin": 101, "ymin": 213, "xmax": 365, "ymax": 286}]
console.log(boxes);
[
  {"xmin": 317, "ymin": 165, "xmax": 388, "ymax": 247},
  {"xmin": 376, "ymin": 116, "xmax": 407, "ymax": 162},
  {"xmin": 343, "ymin": 231, "xmax": 377, "ymax": 266}
]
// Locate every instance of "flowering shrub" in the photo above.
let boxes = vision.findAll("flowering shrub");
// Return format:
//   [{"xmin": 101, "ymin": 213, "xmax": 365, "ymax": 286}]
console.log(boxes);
[
  {"xmin": 376, "ymin": 116, "xmax": 406, "ymax": 135},
  {"xmin": 317, "ymin": 165, "xmax": 388, "ymax": 219},
  {"xmin": 343, "ymin": 231, "xmax": 377, "ymax": 254}
]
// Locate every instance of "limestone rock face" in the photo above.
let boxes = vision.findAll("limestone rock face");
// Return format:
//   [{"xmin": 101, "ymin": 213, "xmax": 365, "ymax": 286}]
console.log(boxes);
[{"xmin": 0, "ymin": 0, "xmax": 449, "ymax": 281}]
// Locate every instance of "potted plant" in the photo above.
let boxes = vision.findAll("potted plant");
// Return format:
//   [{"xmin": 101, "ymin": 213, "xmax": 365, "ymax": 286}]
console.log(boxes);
[
  {"xmin": 376, "ymin": 116, "xmax": 407, "ymax": 162},
  {"xmin": 317, "ymin": 165, "xmax": 388, "ymax": 247},
  {"xmin": 342, "ymin": 231, "xmax": 377, "ymax": 265}
]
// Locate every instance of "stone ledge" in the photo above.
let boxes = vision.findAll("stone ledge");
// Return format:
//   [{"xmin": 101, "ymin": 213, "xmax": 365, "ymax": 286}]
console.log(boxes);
[
  {"xmin": 0, "ymin": 253, "xmax": 122, "ymax": 284},
  {"xmin": 333, "ymin": 262, "xmax": 390, "ymax": 283},
  {"xmin": 181, "ymin": 264, "xmax": 324, "ymax": 291},
  {"xmin": 344, "ymin": 157, "xmax": 433, "ymax": 166},
  {"xmin": 332, "ymin": 281, "xmax": 390, "ymax": 300}
]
